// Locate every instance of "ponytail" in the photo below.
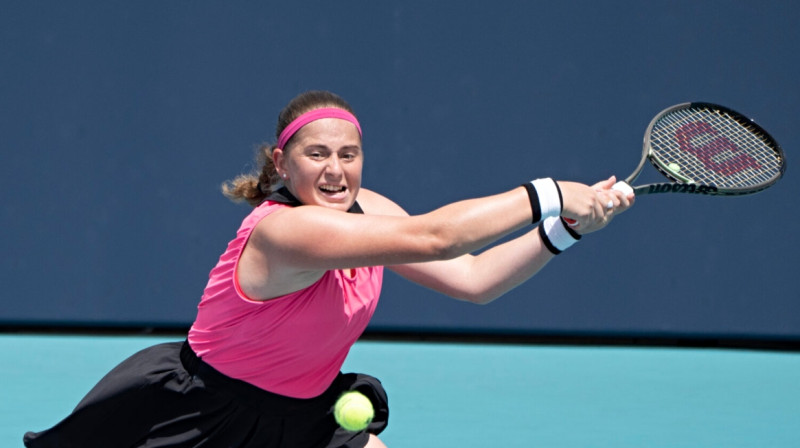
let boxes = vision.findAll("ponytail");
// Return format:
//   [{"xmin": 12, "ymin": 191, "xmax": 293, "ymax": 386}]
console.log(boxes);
[{"xmin": 221, "ymin": 143, "xmax": 280, "ymax": 207}]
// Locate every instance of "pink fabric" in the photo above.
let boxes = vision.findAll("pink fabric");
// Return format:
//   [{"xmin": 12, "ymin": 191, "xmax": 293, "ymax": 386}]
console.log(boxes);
[
  {"xmin": 277, "ymin": 107, "xmax": 362, "ymax": 149},
  {"xmin": 188, "ymin": 201, "xmax": 383, "ymax": 398}
]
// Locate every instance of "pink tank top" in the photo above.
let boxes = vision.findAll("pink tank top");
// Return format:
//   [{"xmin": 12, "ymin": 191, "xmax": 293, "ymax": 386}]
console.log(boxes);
[{"xmin": 187, "ymin": 200, "xmax": 383, "ymax": 398}]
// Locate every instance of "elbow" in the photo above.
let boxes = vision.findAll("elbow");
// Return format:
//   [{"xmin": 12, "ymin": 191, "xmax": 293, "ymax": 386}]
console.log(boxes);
[
  {"xmin": 425, "ymin": 226, "xmax": 467, "ymax": 262},
  {"xmin": 455, "ymin": 290, "xmax": 501, "ymax": 306},
  {"xmin": 472, "ymin": 294, "xmax": 501, "ymax": 305},
  {"xmin": 430, "ymin": 242, "xmax": 463, "ymax": 261},
  {"xmin": 408, "ymin": 214, "xmax": 470, "ymax": 262}
]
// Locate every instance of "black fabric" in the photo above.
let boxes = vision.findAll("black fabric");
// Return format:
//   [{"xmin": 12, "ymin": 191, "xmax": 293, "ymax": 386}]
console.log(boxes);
[
  {"xmin": 265, "ymin": 186, "xmax": 303, "ymax": 206},
  {"xmin": 522, "ymin": 182, "xmax": 542, "ymax": 224},
  {"xmin": 266, "ymin": 187, "xmax": 363, "ymax": 214},
  {"xmin": 24, "ymin": 342, "xmax": 388, "ymax": 448}
]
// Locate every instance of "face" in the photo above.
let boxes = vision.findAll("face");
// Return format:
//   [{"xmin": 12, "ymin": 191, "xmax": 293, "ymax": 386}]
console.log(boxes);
[{"xmin": 273, "ymin": 117, "xmax": 363, "ymax": 212}]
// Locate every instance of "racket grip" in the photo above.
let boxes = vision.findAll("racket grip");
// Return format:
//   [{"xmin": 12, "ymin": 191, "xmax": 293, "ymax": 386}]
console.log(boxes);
[{"xmin": 612, "ymin": 181, "xmax": 634, "ymax": 196}]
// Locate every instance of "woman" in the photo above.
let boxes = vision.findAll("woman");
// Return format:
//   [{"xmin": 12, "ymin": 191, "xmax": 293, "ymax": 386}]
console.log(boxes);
[{"xmin": 24, "ymin": 90, "xmax": 633, "ymax": 448}]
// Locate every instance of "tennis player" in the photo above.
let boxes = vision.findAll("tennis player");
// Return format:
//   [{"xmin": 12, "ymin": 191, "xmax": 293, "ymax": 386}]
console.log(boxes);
[{"xmin": 24, "ymin": 90, "xmax": 632, "ymax": 448}]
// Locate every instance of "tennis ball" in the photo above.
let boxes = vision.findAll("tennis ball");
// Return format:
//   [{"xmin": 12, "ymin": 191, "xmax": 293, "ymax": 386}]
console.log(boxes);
[
  {"xmin": 334, "ymin": 391, "xmax": 374, "ymax": 432},
  {"xmin": 668, "ymin": 162, "xmax": 681, "ymax": 172}
]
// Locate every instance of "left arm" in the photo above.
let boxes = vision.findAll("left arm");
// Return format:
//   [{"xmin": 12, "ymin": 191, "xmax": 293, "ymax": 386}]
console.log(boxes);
[
  {"xmin": 388, "ymin": 228, "xmax": 554, "ymax": 304},
  {"xmin": 355, "ymin": 188, "xmax": 555, "ymax": 304},
  {"xmin": 359, "ymin": 176, "xmax": 632, "ymax": 304}
]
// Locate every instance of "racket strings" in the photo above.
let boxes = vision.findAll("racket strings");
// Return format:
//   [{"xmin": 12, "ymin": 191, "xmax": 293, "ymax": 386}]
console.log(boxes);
[{"xmin": 650, "ymin": 107, "xmax": 783, "ymax": 189}]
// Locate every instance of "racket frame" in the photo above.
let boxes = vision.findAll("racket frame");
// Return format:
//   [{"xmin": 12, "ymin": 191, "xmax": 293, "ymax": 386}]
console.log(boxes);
[{"xmin": 619, "ymin": 102, "xmax": 786, "ymax": 196}]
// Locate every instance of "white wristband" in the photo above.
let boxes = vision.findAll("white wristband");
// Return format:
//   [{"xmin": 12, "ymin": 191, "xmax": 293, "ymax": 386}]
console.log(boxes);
[
  {"xmin": 539, "ymin": 216, "xmax": 581, "ymax": 255},
  {"xmin": 524, "ymin": 178, "xmax": 563, "ymax": 223}
]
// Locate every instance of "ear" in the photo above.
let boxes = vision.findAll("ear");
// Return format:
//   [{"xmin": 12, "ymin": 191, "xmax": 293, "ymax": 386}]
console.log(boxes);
[{"xmin": 272, "ymin": 147, "xmax": 287, "ymax": 173}]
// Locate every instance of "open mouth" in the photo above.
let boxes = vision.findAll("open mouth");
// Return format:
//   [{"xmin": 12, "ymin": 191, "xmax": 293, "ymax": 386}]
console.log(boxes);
[{"xmin": 319, "ymin": 185, "xmax": 347, "ymax": 194}]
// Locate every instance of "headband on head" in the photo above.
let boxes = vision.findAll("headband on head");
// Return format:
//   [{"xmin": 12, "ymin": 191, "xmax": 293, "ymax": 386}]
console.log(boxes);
[{"xmin": 277, "ymin": 107, "xmax": 362, "ymax": 150}]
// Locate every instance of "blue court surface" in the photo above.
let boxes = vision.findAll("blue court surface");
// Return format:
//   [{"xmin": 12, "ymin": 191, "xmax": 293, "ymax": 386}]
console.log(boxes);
[{"xmin": 3, "ymin": 334, "xmax": 798, "ymax": 447}]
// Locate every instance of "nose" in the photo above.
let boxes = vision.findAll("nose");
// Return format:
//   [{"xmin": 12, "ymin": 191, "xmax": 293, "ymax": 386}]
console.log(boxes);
[{"xmin": 325, "ymin": 154, "xmax": 343, "ymax": 177}]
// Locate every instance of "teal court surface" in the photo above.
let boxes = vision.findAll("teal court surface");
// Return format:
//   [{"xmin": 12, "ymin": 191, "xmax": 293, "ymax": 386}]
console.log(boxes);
[{"xmin": 3, "ymin": 334, "xmax": 798, "ymax": 447}]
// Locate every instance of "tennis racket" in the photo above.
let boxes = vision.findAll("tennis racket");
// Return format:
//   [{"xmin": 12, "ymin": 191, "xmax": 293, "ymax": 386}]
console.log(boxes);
[
  {"xmin": 563, "ymin": 102, "xmax": 785, "ymax": 227},
  {"xmin": 612, "ymin": 102, "xmax": 786, "ymax": 196}
]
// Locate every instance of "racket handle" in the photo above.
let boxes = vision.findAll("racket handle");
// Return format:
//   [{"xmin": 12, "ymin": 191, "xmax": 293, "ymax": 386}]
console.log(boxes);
[{"xmin": 612, "ymin": 181, "xmax": 634, "ymax": 196}]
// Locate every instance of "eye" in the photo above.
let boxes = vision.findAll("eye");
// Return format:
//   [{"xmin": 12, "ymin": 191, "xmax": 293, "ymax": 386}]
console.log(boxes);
[{"xmin": 340, "ymin": 149, "xmax": 360, "ymax": 162}]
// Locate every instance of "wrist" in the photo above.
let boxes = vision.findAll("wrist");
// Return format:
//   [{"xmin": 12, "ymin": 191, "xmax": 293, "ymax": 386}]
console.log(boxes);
[
  {"xmin": 522, "ymin": 178, "xmax": 563, "ymax": 224},
  {"xmin": 539, "ymin": 216, "xmax": 581, "ymax": 255}
]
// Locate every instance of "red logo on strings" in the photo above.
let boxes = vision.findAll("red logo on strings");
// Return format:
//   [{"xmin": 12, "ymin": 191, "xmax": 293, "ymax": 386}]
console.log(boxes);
[{"xmin": 675, "ymin": 121, "xmax": 761, "ymax": 176}]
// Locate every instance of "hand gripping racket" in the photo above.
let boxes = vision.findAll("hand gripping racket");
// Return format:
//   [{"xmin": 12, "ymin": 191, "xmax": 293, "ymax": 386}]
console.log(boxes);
[{"xmin": 612, "ymin": 102, "xmax": 786, "ymax": 196}]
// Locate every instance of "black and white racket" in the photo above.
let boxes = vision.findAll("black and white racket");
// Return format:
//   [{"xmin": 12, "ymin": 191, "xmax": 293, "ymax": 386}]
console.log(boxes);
[{"xmin": 612, "ymin": 102, "xmax": 786, "ymax": 196}]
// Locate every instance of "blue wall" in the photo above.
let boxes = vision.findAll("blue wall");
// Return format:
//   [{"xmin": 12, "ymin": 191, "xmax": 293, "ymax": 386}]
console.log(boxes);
[{"xmin": 2, "ymin": 1, "xmax": 799, "ymax": 341}]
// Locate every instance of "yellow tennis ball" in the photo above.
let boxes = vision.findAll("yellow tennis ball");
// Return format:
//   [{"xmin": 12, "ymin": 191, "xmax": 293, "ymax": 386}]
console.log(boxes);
[
  {"xmin": 334, "ymin": 391, "xmax": 374, "ymax": 432},
  {"xmin": 668, "ymin": 162, "xmax": 681, "ymax": 172}
]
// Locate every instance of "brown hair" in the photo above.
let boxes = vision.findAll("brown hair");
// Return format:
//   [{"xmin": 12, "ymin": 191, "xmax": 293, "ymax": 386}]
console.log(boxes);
[{"xmin": 221, "ymin": 90, "xmax": 358, "ymax": 207}]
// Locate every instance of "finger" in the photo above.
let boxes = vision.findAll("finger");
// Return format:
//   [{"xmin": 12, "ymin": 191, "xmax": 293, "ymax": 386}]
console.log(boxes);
[
  {"xmin": 608, "ymin": 190, "xmax": 633, "ymax": 214},
  {"xmin": 618, "ymin": 193, "xmax": 631, "ymax": 209},
  {"xmin": 593, "ymin": 199, "xmax": 604, "ymax": 221},
  {"xmin": 606, "ymin": 189, "xmax": 625, "ymax": 205},
  {"xmin": 591, "ymin": 176, "xmax": 617, "ymax": 191},
  {"xmin": 611, "ymin": 188, "xmax": 633, "ymax": 209}
]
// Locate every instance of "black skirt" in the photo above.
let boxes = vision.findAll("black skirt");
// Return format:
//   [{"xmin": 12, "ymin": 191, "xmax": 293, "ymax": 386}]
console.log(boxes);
[{"xmin": 23, "ymin": 341, "xmax": 389, "ymax": 448}]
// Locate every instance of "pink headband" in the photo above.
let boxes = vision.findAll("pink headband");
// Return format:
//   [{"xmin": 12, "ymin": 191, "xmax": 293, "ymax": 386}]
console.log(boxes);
[{"xmin": 277, "ymin": 107, "xmax": 362, "ymax": 149}]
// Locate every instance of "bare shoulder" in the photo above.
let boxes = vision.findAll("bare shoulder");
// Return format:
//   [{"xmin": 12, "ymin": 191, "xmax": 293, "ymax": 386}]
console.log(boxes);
[{"xmin": 356, "ymin": 188, "xmax": 409, "ymax": 217}]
